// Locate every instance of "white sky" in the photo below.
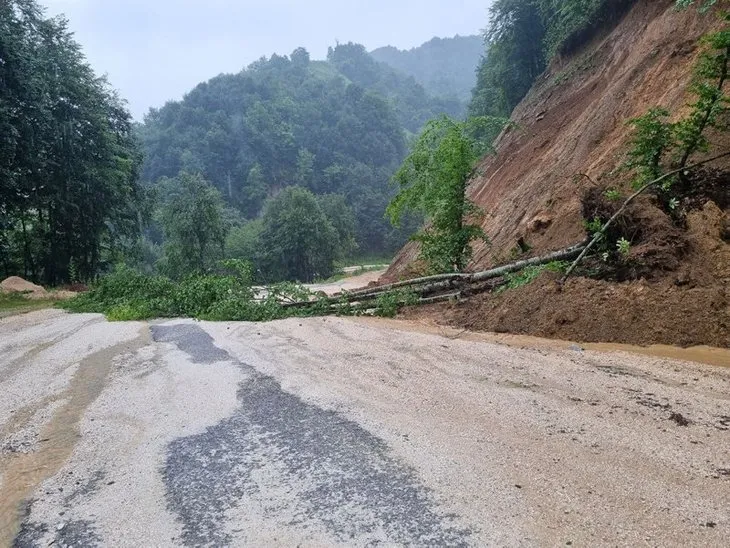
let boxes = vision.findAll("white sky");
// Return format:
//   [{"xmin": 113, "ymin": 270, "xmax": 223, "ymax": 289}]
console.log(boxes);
[{"xmin": 41, "ymin": 0, "xmax": 492, "ymax": 120}]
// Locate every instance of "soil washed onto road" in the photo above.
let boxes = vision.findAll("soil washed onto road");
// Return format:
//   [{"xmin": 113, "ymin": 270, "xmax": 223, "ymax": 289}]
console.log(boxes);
[{"xmin": 1, "ymin": 310, "xmax": 729, "ymax": 546}]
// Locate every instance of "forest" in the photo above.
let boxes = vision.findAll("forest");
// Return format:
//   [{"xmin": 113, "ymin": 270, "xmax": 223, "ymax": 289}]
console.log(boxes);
[
  {"xmin": 1, "ymin": 0, "xmax": 470, "ymax": 285},
  {"xmin": 1, "ymin": 0, "xmax": 724, "ymax": 296},
  {"xmin": 470, "ymin": 0, "xmax": 638, "ymax": 118},
  {"xmin": 0, "ymin": 0, "xmax": 142, "ymax": 285},
  {"xmin": 370, "ymin": 35, "xmax": 483, "ymax": 102}
]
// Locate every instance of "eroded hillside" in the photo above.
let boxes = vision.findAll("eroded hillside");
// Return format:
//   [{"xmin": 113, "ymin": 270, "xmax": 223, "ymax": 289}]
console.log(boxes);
[{"xmin": 388, "ymin": 0, "xmax": 730, "ymax": 347}]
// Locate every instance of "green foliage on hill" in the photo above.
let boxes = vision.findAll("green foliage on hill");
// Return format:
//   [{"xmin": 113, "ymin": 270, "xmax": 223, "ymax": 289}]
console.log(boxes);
[
  {"xmin": 137, "ymin": 46, "xmax": 432, "ymax": 262},
  {"xmin": 470, "ymin": 0, "xmax": 638, "ymax": 118},
  {"xmin": 155, "ymin": 172, "xmax": 228, "ymax": 278},
  {"xmin": 388, "ymin": 116, "xmax": 509, "ymax": 273},
  {"xmin": 370, "ymin": 35, "xmax": 484, "ymax": 102},
  {"xmin": 258, "ymin": 187, "xmax": 344, "ymax": 283},
  {"xmin": 326, "ymin": 43, "xmax": 464, "ymax": 133},
  {"xmin": 0, "ymin": 0, "xmax": 143, "ymax": 284},
  {"xmin": 627, "ymin": 5, "xmax": 729, "ymax": 193}
]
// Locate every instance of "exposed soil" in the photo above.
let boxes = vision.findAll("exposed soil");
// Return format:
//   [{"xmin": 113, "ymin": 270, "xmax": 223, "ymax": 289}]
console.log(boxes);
[
  {"xmin": 406, "ymin": 269, "xmax": 727, "ymax": 348},
  {"xmin": 386, "ymin": 0, "xmax": 730, "ymax": 348},
  {"xmin": 403, "ymin": 200, "xmax": 729, "ymax": 348},
  {"xmin": 1, "ymin": 277, "xmax": 47, "ymax": 296}
]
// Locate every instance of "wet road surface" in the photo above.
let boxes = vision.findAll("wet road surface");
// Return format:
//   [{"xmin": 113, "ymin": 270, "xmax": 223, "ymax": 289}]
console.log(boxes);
[{"xmin": 1, "ymin": 310, "xmax": 729, "ymax": 547}]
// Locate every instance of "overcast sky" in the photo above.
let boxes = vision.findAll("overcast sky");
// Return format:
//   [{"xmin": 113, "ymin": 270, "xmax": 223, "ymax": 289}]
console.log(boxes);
[{"xmin": 41, "ymin": 1, "xmax": 491, "ymax": 120}]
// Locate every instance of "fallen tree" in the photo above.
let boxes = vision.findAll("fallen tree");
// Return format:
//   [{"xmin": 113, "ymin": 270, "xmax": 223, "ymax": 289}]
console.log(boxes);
[{"xmin": 282, "ymin": 242, "xmax": 587, "ymax": 311}]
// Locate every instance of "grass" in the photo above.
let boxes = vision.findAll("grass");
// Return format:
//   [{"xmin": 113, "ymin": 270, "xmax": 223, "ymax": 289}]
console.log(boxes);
[
  {"xmin": 0, "ymin": 293, "xmax": 59, "ymax": 318},
  {"xmin": 495, "ymin": 261, "xmax": 569, "ymax": 294}
]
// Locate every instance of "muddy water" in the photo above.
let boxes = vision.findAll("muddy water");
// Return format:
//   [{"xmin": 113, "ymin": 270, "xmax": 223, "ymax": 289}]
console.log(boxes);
[
  {"xmin": 583, "ymin": 341, "xmax": 730, "ymax": 368},
  {"xmin": 353, "ymin": 317, "xmax": 730, "ymax": 368},
  {"xmin": 0, "ymin": 327, "xmax": 148, "ymax": 547}
]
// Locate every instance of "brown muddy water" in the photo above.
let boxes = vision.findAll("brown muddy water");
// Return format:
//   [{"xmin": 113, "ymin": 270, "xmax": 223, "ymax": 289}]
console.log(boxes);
[
  {"xmin": 0, "ymin": 327, "xmax": 148, "ymax": 547},
  {"xmin": 353, "ymin": 317, "xmax": 730, "ymax": 368}
]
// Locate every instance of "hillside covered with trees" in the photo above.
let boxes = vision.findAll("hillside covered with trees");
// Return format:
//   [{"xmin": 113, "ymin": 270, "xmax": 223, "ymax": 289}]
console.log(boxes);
[
  {"xmin": 470, "ymin": 0, "xmax": 638, "ymax": 118},
  {"xmin": 137, "ymin": 42, "xmax": 472, "ymax": 281},
  {"xmin": 371, "ymin": 35, "xmax": 483, "ymax": 103}
]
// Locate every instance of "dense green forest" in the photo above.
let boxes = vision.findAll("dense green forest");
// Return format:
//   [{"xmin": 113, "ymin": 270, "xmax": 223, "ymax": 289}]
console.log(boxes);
[
  {"xmin": 0, "ymin": 0, "xmax": 143, "ymax": 285},
  {"xmin": 326, "ymin": 43, "xmax": 465, "ymax": 133},
  {"xmin": 0, "ymin": 0, "xmax": 475, "ymax": 285},
  {"xmin": 137, "ymin": 42, "xmax": 475, "ymax": 281},
  {"xmin": 470, "ymin": 0, "xmax": 637, "ymax": 117},
  {"xmin": 371, "ymin": 35, "xmax": 483, "ymax": 102}
]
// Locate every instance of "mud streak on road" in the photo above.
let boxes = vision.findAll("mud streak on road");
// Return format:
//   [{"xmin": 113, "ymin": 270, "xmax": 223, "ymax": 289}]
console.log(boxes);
[{"xmin": 152, "ymin": 324, "xmax": 471, "ymax": 546}]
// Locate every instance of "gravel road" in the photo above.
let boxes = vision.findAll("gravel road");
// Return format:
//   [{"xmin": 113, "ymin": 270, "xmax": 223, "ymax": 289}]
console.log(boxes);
[{"xmin": 1, "ymin": 309, "xmax": 728, "ymax": 547}]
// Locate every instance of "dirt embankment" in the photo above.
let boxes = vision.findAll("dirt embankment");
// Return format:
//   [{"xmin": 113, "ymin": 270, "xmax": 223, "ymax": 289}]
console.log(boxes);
[{"xmin": 386, "ymin": 0, "xmax": 730, "ymax": 348}]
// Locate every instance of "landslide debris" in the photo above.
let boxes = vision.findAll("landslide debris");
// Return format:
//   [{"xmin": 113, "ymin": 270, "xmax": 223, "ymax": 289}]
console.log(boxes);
[{"xmin": 389, "ymin": 1, "xmax": 730, "ymax": 348}]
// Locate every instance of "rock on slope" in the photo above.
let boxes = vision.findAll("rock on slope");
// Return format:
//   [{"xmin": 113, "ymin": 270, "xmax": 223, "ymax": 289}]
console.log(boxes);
[{"xmin": 387, "ymin": 0, "xmax": 730, "ymax": 347}]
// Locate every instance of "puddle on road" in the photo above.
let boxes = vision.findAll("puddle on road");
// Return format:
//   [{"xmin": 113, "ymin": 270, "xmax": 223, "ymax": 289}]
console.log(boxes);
[
  {"xmin": 0, "ymin": 326, "xmax": 149, "ymax": 547},
  {"xmin": 352, "ymin": 317, "xmax": 730, "ymax": 368},
  {"xmin": 582, "ymin": 342, "xmax": 729, "ymax": 368}
]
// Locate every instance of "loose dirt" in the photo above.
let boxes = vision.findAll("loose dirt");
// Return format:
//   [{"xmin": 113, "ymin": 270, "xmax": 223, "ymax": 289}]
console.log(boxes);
[
  {"xmin": 0, "ymin": 277, "xmax": 47, "ymax": 297},
  {"xmin": 384, "ymin": 1, "xmax": 729, "ymax": 348}
]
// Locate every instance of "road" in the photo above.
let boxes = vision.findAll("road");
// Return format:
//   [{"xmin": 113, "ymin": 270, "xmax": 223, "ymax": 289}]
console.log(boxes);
[
  {"xmin": 305, "ymin": 268, "xmax": 387, "ymax": 296},
  {"xmin": 0, "ymin": 309, "xmax": 729, "ymax": 547}
]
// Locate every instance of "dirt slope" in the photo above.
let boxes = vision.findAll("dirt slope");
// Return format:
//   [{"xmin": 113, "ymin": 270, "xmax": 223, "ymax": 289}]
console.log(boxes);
[{"xmin": 386, "ymin": 0, "xmax": 730, "ymax": 347}]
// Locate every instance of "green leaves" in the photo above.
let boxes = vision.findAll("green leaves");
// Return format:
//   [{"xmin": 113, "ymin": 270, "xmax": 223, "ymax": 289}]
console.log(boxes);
[
  {"xmin": 137, "ymin": 46, "xmax": 412, "ymax": 256},
  {"xmin": 470, "ymin": 1, "xmax": 638, "ymax": 118},
  {"xmin": 675, "ymin": 0, "xmax": 719, "ymax": 13},
  {"xmin": 0, "ymin": 0, "xmax": 142, "ymax": 284},
  {"xmin": 626, "ymin": 108, "xmax": 676, "ymax": 187},
  {"xmin": 626, "ymin": 22, "xmax": 729, "ymax": 189},
  {"xmin": 156, "ymin": 172, "xmax": 228, "ymax": 278},
  {"xmin": 259, "ymin": 186, "xmax": 342, "ymax": 283},
  {"xmin": 388, "ymin": 115, "xmax": 507, "ymax": 274}
]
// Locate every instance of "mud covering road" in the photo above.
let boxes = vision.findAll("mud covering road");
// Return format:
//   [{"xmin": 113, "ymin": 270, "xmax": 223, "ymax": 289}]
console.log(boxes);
[{"xmin": 1, "ymin": 310, "xmax": 729, "ymax": 547}]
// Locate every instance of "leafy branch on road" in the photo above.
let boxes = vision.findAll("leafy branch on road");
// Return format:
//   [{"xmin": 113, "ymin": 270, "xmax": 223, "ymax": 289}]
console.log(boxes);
[{"xmin": 62, "ymin": 244, "xmax": 585, "ymax": 321}]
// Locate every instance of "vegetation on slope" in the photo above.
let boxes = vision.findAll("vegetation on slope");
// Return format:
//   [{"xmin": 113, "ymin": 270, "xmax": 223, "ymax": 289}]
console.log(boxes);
[
  {"xmin": 470, "ymin": 0, "xmax": 638, "ymax": 117},
  {"xmin": 137, "ymin": 44, "xmax": 464, "ymax": 276},
  {"xmin": 387, "ymin": 116, "xmax": 509, "ymax": 274},
  {"xmin": 370, "ymin": 35, "xmax": 483, "ymax": 102}
]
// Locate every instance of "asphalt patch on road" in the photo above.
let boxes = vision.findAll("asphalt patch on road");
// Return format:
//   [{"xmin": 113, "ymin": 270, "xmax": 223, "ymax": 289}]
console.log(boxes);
[{"xmin": 152, "ymin": 324, "xmax": 471, "ymax": 547}]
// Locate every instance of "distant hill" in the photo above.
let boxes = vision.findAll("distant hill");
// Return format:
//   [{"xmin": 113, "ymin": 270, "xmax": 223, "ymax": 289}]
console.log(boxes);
[
  {"xmin": 370, "ymin": 35, "xmax": 483, "ymax": 102},
  {"xmin": 138, "ymin": 43, "xmax": 468, "ymax": 255},
  {"xmin": 137, "ymin": 48, "xmax": 428, "ymax": 254},
  {"xmin": 328, "ymin": 42, "xmax": 463, "ymax": 133}
]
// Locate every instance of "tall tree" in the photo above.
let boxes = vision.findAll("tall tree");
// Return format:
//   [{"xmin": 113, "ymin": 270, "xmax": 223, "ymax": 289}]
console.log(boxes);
[
  {"xmin": 157, "ymin": 172, "xmax": 228, "ymax": 277},
  {"xmin": 0, "ymin": 0, "xmax": 142, "ymax": 283},
  {"xmin": 387, "ymin": 116, "xmax": 507, "ymax": 273},
  {"xmin": 259, "ymin": 187, "xmax": 339, "ymax": 282}
]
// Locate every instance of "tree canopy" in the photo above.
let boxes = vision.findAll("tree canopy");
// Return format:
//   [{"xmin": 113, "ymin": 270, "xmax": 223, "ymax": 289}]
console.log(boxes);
[
  {"xmin": 387, "ymin": 116, "xmax": 508, "ymax": 273},
  {"xmin": 0, "ymin": 0, "xmax": 143, "ymax": 284},
  {"xmin": 370, "ymin": 35, "xmax": 483, "ymax": 103},
  {"xmin": 156, "ymin": 172, "xmax": 228, "ymax": 278},
  {"xmin": 259, "ymin": 187, "xmax": 342, "ymax": 283},
  {"xmin": 470, "ymin": 0, "xmax": 638, "ymax": 118},
  {"xmin": 137, "ymin": 46, "xmax": 438, "ymax": 258}
]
